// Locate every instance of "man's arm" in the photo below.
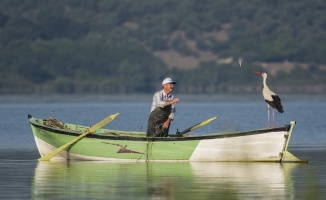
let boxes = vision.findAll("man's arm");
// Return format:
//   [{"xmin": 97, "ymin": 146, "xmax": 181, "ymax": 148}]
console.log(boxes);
[{"xmin": 164, "ymin": 98, "xmax": 179, "ymax": 106}]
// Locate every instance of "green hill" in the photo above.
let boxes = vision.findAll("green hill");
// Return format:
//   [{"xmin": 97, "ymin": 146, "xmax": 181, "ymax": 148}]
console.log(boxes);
[{"xmin": 0, "ymin": 0, "xmax": 325, "ymax": 94}]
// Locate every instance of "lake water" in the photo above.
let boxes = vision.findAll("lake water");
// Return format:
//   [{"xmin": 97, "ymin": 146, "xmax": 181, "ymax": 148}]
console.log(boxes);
[{"xmin": 0, "ymin": 95, "xmax": 325, "ymax": 199}]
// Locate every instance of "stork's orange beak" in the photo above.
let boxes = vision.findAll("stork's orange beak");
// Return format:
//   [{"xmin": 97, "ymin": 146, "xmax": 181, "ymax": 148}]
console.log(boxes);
[{"xmin": 253, "ymin": 71, "xmax": 263, "ymax": 75}]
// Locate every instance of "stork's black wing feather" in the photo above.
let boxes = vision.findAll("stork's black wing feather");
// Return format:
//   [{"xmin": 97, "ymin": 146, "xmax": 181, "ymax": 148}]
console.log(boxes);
[{"xmin": 271, "ymin": 95, "xmax": 284, "ymax": 113}]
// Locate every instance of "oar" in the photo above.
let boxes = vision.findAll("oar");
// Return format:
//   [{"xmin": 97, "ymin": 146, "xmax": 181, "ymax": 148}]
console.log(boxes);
[
  {"xmin": 176, "ymin": 116, "xmax": 217, "ymax": 136},
  {"xmin": 38, "ymin": 113, "xmax": 120, "ymax": 161}
]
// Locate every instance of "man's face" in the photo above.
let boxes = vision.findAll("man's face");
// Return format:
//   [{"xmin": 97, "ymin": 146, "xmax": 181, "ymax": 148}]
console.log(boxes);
[{"xmin": 163, "ymin": 83, "xmax": 174, "ymax": 94}]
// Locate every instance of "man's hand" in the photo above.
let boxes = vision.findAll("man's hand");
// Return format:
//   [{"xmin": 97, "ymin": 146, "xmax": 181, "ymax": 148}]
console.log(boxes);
[
  {"xmin": 163, "ymin": 118, "xmax": 172, "ymax": 129},
  {"xmin": 173, "ymin": 98, "xmax": 179, "ymax": 103},
  {"xmin": 164, "ymin": 98, "xmax": 180, "ymax": 107}
]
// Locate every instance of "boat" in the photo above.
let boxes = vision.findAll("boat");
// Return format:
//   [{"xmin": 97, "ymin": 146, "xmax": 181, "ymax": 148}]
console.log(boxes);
[{"xmin": 28, "ymin": 114, "xmax": 306, "ymax": 162}]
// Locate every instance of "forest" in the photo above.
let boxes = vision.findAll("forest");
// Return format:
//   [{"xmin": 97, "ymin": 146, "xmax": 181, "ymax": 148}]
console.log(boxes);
[{"xmin": 0, "ymin": 0, "xmax": 325, "ymax": 94}]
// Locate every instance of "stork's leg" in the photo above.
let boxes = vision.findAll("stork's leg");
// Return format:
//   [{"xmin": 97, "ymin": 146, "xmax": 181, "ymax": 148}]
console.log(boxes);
[
  {"xmin": 272, "ymin": 109, "xmax": 275, "ymax": 127},
  {"xmin": 267, "ymin": 104, "xmax": 270, "ymax": 128}
]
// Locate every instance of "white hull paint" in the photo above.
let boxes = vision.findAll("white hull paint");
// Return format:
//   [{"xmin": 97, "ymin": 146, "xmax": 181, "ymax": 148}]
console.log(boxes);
[{"xmin": 189, "ymin": 131, "xmax": 285, "ymax": 161}]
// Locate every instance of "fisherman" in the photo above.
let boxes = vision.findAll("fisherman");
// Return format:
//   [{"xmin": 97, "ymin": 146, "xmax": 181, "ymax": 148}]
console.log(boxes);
[{"xmin": 146, "ymin": 78, "xmax": 179, "ymax": 137}]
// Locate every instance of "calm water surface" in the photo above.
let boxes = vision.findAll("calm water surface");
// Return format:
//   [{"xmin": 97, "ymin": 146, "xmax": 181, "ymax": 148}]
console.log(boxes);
[{"xmin": 0, "ymin": 95, "xmax": 325, "ymax": 199}]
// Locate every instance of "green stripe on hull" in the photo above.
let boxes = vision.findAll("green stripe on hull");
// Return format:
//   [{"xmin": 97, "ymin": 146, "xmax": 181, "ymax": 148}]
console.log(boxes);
[
  {"xmin": 145, "ymin": 140, "xmax": 199, "ymax": 161},
  {"xmin": 32, "ymin": 125, "xmax": 200, "ymax": 160}
]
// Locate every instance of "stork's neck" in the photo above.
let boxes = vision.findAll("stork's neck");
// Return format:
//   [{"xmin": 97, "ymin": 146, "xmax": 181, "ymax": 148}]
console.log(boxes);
[{"xmin": 262, "ymin": 75, "xmax": 270, "ymax": 90}]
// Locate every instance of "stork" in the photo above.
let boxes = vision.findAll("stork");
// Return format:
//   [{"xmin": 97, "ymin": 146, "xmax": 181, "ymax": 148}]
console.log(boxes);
[{"xmin": 253, "ymin": 71, "xmax": 284, "ymax": 128}]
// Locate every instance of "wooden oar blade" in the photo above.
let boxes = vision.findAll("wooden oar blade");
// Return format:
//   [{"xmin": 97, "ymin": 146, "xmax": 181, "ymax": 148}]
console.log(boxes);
[
  {"xmin": 38, "ymin": 113, "xmax": 119, "ymax": 161},
  {"xmin": 180, "ymin": 116, "xmax": 217, "ymax": 135},
  {"xmin": 88, "ymin": 113, "xmax": 120, "ymax": 132}
]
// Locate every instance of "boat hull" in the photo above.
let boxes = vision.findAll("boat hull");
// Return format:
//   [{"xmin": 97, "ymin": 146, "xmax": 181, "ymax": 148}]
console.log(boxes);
[{"xmin": 29, "ymin": 115, "xmax": 299, "ymax": 162}]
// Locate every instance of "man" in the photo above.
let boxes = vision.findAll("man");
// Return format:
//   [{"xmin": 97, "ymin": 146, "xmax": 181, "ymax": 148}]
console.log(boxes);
[{"xmin": 146, "ymin": 78, "xmax": 179, "ymax": 137}]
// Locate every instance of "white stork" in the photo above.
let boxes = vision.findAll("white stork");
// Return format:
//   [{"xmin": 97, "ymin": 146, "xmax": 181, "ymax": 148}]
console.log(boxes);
[{"xmin": 253, "ymin": 71, "xmax": 284, "ymax": 128}]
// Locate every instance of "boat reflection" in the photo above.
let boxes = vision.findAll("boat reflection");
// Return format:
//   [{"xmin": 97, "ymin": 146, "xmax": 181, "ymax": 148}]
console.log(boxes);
[{"xmin": 33, "ymin": 161, "xmax": 298, "ymax": 199}]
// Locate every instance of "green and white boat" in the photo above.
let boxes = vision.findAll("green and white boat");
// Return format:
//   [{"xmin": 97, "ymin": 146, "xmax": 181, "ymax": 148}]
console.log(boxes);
[{"xmin": 28, "ymin": 113, "xmax": 305, "ymax": 162}]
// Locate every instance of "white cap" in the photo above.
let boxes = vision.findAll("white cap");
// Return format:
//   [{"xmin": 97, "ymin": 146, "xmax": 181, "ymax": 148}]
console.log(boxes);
[{"xmin": 162, "ymin": 78, "xmax": 176, "ymax": 85}]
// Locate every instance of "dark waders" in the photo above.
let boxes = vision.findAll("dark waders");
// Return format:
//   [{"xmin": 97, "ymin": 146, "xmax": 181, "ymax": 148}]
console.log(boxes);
[{"xmin": 146, "ymin": 106, "xmax": 171, "ymax": 137}]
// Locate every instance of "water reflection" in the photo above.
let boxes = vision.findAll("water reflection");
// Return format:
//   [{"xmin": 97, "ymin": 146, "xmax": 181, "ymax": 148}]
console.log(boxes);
[{"xmin": 33, "ymin": 161, "xmax": 298, "ymax": 199}]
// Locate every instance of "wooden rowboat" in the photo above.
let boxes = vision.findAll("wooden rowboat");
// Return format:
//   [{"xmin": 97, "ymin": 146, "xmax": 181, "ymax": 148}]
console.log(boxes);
[{"xmin": 28, "ymin": 114, "xmax": 305, "ymax": 162}]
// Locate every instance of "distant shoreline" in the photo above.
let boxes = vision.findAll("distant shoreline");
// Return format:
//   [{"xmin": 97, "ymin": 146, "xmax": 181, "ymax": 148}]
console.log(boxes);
[{"xmin": 1, "ymin": 94, "xmax": 326, "ymax": 104}]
